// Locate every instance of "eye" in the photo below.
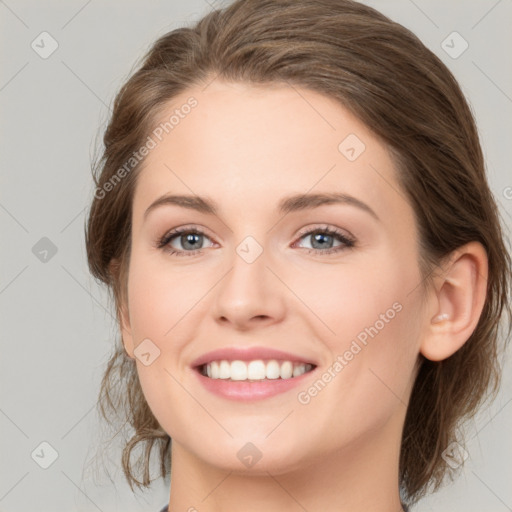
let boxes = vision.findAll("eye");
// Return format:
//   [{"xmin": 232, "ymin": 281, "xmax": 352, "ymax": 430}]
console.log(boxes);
[
  {"xmin": 293, "ymin": 225, "xmax": 355, "ymax": 256},
  {"xmin": 157, "ymin": 225, "xmax": 215, "ymax": 257}
]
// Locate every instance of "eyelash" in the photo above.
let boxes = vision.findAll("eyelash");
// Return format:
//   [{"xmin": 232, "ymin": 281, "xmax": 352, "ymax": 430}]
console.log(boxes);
[{"xmin": 156, "ymin": 224, "xmax": 356, "ymax": 258}]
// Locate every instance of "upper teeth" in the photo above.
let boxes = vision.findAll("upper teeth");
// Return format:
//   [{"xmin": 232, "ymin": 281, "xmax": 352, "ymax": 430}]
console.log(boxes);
[{"xmin": 203, "ymin": 360, "xmax": 314, "ymax": 381}]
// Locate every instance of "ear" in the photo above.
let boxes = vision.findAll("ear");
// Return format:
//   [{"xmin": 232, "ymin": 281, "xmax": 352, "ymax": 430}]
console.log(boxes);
[
  {"xmin": 420, "ymin": 241, "xmax": 488, "ymax": 361},
  {"xmin": 109, "ymin": 258, "xmax": 135, "ymax": 360}
]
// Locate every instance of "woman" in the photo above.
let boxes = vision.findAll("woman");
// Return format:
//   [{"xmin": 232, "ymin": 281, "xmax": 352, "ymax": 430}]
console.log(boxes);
[{"xmin": 85, "ymin": 0, "xmax": 511, "ymax": 510}]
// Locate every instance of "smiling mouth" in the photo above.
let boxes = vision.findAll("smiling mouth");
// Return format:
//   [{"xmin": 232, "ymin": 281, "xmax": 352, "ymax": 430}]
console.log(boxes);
[{"xmin": 197, "ymin": 359, "xmax": 316, "ymax": 381}]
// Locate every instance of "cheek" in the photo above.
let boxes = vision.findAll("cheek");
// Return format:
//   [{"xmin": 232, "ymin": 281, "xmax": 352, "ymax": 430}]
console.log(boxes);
[
  {"xmin": 292, "ymin": 302, "xmax": 420, "ymax": 460},
  {"xmin": 125, "ymin": 251, "xmax": 196, "ymax": 342},
  {"xmin": 125, "ymin": 254, "xmax": 200, "ymax": 434},
  {"xmin": 306, "ymin": 255, "xmax": 420, "ymax": 403},
  {"xmin": 297, "ymin": 258, "xmax": 406, "ymax": 347}
]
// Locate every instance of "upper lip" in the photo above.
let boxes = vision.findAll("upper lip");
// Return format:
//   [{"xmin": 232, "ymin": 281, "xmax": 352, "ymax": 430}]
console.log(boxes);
[{"xmin": 190, "ymin": 346, "xmax": 318, "ymax": 368}]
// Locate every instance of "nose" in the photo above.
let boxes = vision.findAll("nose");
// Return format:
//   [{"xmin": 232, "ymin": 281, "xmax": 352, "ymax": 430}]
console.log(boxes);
[{"xmin": 211, "ymin": 241, "xmax": 286, "ymax": 331}]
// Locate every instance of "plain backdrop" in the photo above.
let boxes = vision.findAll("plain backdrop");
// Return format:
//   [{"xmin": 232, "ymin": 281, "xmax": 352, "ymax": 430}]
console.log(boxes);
[{"xmin": 1, "ymin": 1, "xmax": 511, "ymax": 511}]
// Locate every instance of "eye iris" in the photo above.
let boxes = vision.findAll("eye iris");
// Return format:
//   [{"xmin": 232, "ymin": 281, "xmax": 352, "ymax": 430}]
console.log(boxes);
[
  {"xmin": 311, "ymin": 232, "xmax": 333, "ymax": 249},
  {"xmin": 182, "ymin": 233, "xmax": 202, "ymax": 250}
]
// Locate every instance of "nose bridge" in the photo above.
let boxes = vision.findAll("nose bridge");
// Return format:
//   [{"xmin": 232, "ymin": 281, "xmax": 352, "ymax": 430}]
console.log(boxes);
[
  {"xmin": 212, "ymin": 230, "xmax": 284, "ymax": 326},
  {"xmin": 226, "ymin": 232, "xmax": 270, "ymax": 301},
  {"xmin": 235, "ymin": 233, "xmax": 266, "ymax": 267}
]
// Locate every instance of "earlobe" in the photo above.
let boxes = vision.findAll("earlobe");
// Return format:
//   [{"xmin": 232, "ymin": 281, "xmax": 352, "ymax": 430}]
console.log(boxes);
[{"xmin": 420, "ymin": 242, "xmax": 488, "ymax": 362}]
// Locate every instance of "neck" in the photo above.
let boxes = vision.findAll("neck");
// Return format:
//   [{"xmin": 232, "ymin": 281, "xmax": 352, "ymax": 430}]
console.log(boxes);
[{"xmin": 167, "ymin": 409, "xmax": 406, "ymax": 512}]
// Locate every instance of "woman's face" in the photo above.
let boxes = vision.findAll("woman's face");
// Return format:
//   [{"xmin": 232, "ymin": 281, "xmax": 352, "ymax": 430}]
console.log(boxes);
[{"xmin": 119, "ymin": 79, "xmax": 427, "ymax": 474}]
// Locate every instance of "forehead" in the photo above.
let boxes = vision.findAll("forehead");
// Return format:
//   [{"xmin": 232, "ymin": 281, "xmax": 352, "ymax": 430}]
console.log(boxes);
[{"xmin": 132, "ymin": 79, "xmax": 408, "ymax": 225}]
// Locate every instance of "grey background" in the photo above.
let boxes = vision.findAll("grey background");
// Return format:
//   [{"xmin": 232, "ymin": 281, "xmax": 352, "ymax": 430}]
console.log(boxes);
[{"xmin": 0, "ymin": 0, "xmax": 510, "ymax": 511}]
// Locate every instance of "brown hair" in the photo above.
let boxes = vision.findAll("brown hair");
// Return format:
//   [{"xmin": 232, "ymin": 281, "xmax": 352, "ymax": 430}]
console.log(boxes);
[{"xmin": 85, "ymin": 0, "xmax": 512, "ymax": 505}]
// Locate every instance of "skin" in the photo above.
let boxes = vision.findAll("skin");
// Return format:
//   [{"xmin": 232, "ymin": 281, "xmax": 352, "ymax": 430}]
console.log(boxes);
[{"xmin": 116, "ymin": 79, "xmax": 488, "ymax": 512}]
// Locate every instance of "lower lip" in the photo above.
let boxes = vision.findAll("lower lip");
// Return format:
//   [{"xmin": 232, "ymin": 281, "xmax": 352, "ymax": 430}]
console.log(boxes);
[{"xmin": 192, "ymin": 367, "xmax": 316, "ymax": 401}]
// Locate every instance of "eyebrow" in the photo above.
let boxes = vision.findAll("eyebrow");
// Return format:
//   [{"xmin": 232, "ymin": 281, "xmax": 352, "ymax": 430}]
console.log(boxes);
[{"xmin": 143, "ymin": 192, "xmax": 380, "ymax": 222}]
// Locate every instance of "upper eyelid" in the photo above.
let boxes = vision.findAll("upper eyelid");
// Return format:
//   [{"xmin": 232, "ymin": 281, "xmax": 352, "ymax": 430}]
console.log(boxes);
[
  {"xmin": 164, "ymin": 224, "xmax": 350, "ymax": 237},
  {"xmin": 296, "ymin": 224, "xmax": 353, "ymax": 239}
]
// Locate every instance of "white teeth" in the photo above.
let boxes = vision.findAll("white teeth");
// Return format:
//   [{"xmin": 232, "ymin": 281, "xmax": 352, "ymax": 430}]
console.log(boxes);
[
  {"xmin": 248, "ymin": 360, "xmax": 266, "ymax": 380},
  {"xmin": 230, "ymin": 360, "xmax": 247, "ymax": 381},
  {"xmin": 266, "ymin": 360, "xmax": 281, "ymax": 379},
  {"xmin": 219, "ymin": 360, "xmax": 231, "ymax": 379},
  {"xmin": 293, "ymin": 364, "xmax": 306, "ymax": 377},
  {"xmin": 280, "ymin": 361, "xmax": 293, "ymax": 379},
  {"xmin": 202, "ymin": 359, "xmax": 314, "ymax": 381}
]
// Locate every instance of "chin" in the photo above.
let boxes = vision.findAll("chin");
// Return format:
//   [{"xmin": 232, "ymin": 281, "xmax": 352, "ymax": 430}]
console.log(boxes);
[{"xmin": 191, "ymin": 434, "xmax": 310, "ymax": 475}]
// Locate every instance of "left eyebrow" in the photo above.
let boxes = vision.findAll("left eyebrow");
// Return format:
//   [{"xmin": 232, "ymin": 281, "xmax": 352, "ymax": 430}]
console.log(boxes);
[{"xmin": 143, "ymin": 192, "xmax": 380, "ymax": 222}]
